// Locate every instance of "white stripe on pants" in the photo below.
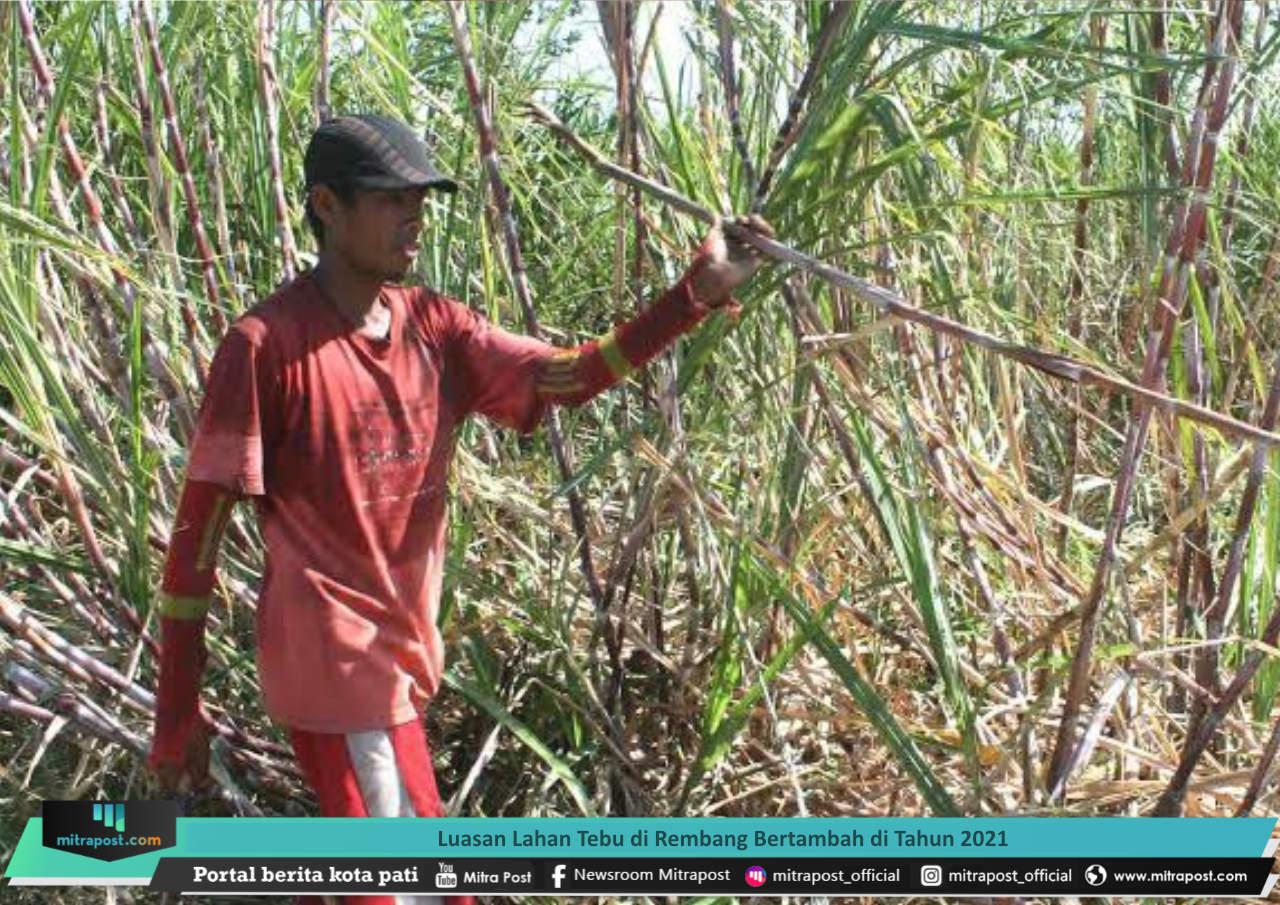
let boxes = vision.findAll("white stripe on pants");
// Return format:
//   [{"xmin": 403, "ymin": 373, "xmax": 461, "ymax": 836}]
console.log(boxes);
[{"xmin": 345, "ymin": 729, "xmax": 444, "ymax": 905}]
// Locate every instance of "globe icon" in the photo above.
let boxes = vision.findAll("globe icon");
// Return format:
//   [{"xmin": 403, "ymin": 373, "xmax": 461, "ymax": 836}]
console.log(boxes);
[{"xmin": 1085, "ymin": 864, "xmax": 1107, "ymax": 886}]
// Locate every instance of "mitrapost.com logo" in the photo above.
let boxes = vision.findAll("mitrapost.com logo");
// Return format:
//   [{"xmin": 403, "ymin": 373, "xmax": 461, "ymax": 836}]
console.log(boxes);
[{"xmin": 42, "ymin": 800, "xmax": 179, "ymax": 862}]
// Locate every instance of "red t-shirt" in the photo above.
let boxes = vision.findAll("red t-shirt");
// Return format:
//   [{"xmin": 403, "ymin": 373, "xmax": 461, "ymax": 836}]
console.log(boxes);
[{"xmin": 186, "ymin": 272, "xmax": 567, "ymax": 731}]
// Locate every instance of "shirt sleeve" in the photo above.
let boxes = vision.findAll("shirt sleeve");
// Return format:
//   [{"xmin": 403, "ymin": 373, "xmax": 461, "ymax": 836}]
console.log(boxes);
[
  {"xmin": 185, "ymin": 322, "xmax": 281, "ymax": 495},
  {"xmin": 446, "ymin": 301, "xmax": 560, "ymax": 433}
]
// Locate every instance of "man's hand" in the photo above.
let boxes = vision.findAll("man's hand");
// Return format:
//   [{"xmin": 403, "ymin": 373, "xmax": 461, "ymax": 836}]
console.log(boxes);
[{"xmin": 688, "ymin": 214, "xmax": 776, "ymax": 308}]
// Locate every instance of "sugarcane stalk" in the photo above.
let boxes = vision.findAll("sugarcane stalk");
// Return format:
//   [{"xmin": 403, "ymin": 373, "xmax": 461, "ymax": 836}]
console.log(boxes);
[
  {"xmin": 1181, "ymin": 4, "xmax": 1269, "ymax": 722},
  {"xmin": 1187, "ymin": 347, "xmax": 1280, "ymax": 741},
  {"xmin": 0, "ymin": 693, "xmax": 63, "ymax": 725},
  {"xmin": 594, "ymin": 0, "xmax": 623, "ymax": 81},
  {"xmin": 1048, "ymin": 0, "xmax": 1245, "ymax": 796},
  {"xmin": 1194, "ymin": 12, "xmax": 1268, "ymax": 608},
  {"xmin": 5, "ymin": 660, "xmax": 145, "ymax": 752},
  {"xmin": 0, "ymin": 442, "xmax": 59, "ymax": 492},
  {"xmin": 0, "ymin": 591, "xmax": 155, "ymax": 713},
  {"xmin": 315, "ymin": 0, "xmax": 334, "ymax": 125},
  {"xmin": 444, "ymin": 4, "xmax": 612, "ymax": 640},
  {"xmin": 750, "ymin": 0, "xmax": 854, "ymax": 212},
  {"xmin": 1151, "ymin": 1, "xmax": 1182, "ymax": 182},
  {"xmin": 136, "ymin": 0, "xmax": 225, "ymax": 335},
  {"xmin": 1180, "ymin": 269, "xmax": 1216, "ymax": 728},
  {"xmin": 715, "ymin": 0, "xmax": 755, "ymax": 198},
  {"xmin": 1057, "ymin": 12, "xmax": 1107, "ymax": 557},
  {"xmin": 256, "ymin": 1, "xmax": 298, "ymax": 280},
  {"xmin": 594, "ymin": 1, "xmax": 679, "ymax": 213},
  {"xmin": 92, "ymin": 72, "xmax": 144, "ymax": 253},
  {"xmin": 194, "ymin": 57, "xmax": 241, "ymax": 308},
  {"xmin": 1211, "ymin": 0, "xmax": 1266, "ymax": 327},
  {"xmin": 127, "ymin": 6, "xmax": 183, "ymax": 293},
  {"xmin": 1182, "ymin": 394, "xmax": 1218, "ymax": 718},
  {"xmin": 607, "ymin": 0, "xmax": 631, "ymax": 316},
  {"xmin": 15, "ymin": 103, "xmax": 77, "ymax": 263},
  {"xmin": 524, "ymin": 98, "xmax": 1280, "ymax": 452},
  {"xmin": 0, "ymin": 691, "xmax": 135, "ymax": 749},
  {"xmin": 624, "ymin": 0, "xmax": 646, "ymax": 319},
  {"xmin": 597, "ymin": 0, "xmax": 676, "ymax": 674},
  {"xmin": 1235, "ymin": 712, "xmax": 1280, "ymax": 816},
  {"xmin": 1153, "ymin": 583, "xmax": 1280, "ymax": 815}
]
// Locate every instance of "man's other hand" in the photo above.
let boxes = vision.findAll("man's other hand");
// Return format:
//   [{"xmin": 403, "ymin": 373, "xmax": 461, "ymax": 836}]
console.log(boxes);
[
  {"xmin": 148, "ymin": 710, "xmax": 214, "ymax": 796},
  {"xmin": 688, "ymin": 214, "xmax": 776, "ymax": 307}
]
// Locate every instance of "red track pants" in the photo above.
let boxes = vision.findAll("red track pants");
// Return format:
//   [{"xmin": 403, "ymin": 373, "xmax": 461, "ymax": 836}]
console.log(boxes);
[{"xmin": 290, "ymin": 717, "xmax": 477, "ymax": 905}]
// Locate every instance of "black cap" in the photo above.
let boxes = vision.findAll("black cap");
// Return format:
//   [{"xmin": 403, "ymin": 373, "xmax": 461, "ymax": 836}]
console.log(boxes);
[{"xmin": 304, "ymin": 114, "xmax": 458, "ymax": 193}]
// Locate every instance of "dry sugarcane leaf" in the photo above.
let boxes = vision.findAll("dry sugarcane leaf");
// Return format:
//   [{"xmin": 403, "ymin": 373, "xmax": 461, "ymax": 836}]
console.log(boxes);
[
  {"xmin": 911, "ymin": 725, "xmax": 1002, "ymax": 768},
  {"xmin": 23, "ymin": 713, "xmax": 69, "ymax": 788}
]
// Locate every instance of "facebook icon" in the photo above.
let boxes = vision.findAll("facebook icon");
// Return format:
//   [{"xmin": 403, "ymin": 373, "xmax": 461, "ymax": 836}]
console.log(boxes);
[{"xmin": 552, "ymin": 864, "xmax": 567, "ymax": 889}]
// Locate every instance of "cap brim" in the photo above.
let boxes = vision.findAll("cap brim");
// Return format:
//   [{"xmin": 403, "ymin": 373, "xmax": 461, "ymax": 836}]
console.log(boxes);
[{"xmin": 351, "ymin": 172, "xmax": 459, "ymax": 193}]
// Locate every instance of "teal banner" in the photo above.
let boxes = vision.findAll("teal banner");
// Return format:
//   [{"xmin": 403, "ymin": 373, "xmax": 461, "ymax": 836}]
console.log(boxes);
[{"xmin": 7, "ymin": 816, "xmax": 1278, "ymax": 884}]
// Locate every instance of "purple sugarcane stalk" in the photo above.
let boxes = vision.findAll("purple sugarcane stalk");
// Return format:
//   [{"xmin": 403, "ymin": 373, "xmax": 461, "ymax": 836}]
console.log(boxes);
[
  {"xmin": 1151, "ymin": 1, "xmax": 1182, "ymax": 182},
  {"xmin": 750, "ymin": 0, "xmax": 854, "ymax": 213},
  {"xmin": 1235, "ymin": 712, "xmax": 1280, "ymax": 816},
  {"xmin": 1155, "ymin": 582, "xmax": 1280, "ymax": 815},
  {"xmin": 256, "ymin": 1, "xmax": 298, "ymax": 281},
  {"xmin": 1057, "ymin": 13, "xmax": 1107, "ymax": 557},
  {"xmin": 715, "ymin": 0, "xmax": 755, "ymax": 197},
  {"xmin": 316, "ymin": 0, "xmax": 333, "ymax": 125},
  {"xmin": 445, "ymin": 0, "xmax": 614, "ymax": 650},
  {"xmin": 93, "ymin": 78, "xmax": 145, "ymax": 252},
  {"xmin": 193, "ymin": 58, "xmax": 241, "ymax": 308},
  {"xmin": 136, "ymin": 0, "xmax": 226, "ymax": 335},
  {"xmin": 1190, "ymin": 344, "xmax": 1280, "ymax": 742},
  {"xmin": 1047, "ymin": 0, "xmax": 1244, "ymax": 797}
]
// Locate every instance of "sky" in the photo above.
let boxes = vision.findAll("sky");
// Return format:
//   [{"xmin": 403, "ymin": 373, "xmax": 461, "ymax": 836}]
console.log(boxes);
[{"xmin": 533, "ymin": 1, "xmax": 701, "ymax": 108}]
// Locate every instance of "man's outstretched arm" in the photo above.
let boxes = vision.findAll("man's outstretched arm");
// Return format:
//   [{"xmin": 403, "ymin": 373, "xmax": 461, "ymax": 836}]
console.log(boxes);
[
  {"xmin": 453, "ymin": 215, "xmax": 775, "ymax": 430},
  {"xmin": 530, "ymin": 270, "xmax": 719, "ymax": 407}
]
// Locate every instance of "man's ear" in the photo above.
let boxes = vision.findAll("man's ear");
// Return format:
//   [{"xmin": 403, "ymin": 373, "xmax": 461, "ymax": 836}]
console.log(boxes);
[{"xmin": 310, "ymin": 184, "xmax": 339, "ymax": 232}]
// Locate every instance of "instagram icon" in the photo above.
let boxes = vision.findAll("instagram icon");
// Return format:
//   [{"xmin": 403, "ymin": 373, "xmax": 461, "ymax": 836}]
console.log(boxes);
[{"xmin": 920, "ymin": 865, "xmax": 943, "ymax": 887}]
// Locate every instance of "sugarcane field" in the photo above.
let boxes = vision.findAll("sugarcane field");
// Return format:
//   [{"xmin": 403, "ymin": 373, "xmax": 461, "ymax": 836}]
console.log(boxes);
[{"xmin": 3, "ymin": 0, "xmax": 1280, "ymax": 902}]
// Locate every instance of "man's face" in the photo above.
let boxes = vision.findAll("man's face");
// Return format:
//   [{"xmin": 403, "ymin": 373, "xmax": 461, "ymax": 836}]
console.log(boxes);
[{"xmin": 314, "ymin": 184, "xmax": 427, "ymax": 282}]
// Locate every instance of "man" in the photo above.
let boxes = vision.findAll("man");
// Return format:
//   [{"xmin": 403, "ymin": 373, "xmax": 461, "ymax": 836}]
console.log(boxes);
[{"xmin": 148, "ymin": 113, "xmax": 773, "ymax": 902}]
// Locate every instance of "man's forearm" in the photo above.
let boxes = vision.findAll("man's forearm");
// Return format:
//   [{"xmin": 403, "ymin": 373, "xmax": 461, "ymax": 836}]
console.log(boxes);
[
  {"xmin": 151, "ymin": 479, "xmax": 234, "ymax": 769},
  {"xmin": 533, "ymin": 273, "xmax": 723, "ymax": 406}
]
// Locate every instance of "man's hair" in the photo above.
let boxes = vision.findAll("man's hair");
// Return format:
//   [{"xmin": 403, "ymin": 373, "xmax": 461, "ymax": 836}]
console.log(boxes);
[{"xmin": 305, "ymin": 181, "xmax": 359, "ymax": 247}]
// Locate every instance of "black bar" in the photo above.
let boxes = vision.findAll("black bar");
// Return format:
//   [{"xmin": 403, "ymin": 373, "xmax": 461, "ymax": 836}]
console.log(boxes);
[{"xmin": 150, "ymin": 856, "xmax": 1275, "ymax": 896}]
